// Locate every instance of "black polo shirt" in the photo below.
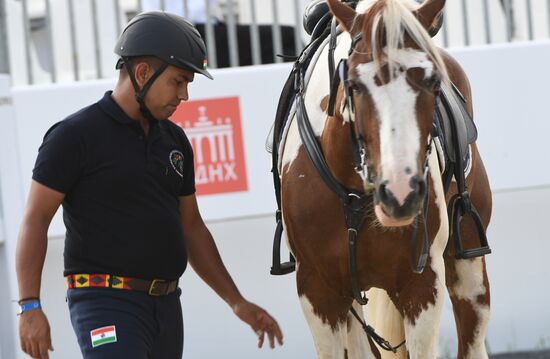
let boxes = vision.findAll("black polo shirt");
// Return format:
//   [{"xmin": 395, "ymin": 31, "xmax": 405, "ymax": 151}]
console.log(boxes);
[{"xmin": 33, "ymin": 91, "xmax": 195, "ymax": 280}]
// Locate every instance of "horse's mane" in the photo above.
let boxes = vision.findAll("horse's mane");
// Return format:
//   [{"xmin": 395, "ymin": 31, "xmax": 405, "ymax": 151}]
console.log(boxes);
[{"xmin": 361, "ymin": 0, "xmax": 449, "ymax": 83}]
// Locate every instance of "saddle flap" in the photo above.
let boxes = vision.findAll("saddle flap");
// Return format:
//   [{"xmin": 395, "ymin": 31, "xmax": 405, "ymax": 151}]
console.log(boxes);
[{"xmin": 436, "ymin": 83, "xmax": 478, "ymax": 163}]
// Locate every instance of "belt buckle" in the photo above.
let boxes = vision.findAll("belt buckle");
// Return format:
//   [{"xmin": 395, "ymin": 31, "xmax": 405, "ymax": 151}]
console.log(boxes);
[{"xmin": 148, "ymin": 279, "xmax": 166, "ymax": 296}]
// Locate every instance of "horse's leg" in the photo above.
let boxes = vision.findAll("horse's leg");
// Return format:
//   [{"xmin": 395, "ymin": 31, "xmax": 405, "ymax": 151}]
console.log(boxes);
[
  {"xmin": 445, "ymin": 147, "xmax": 492, "ymax": 359},
  {"xmin": 366, "ymin": 288, "xmax": 407, "ymax": 359},
  {"xmin": 397, "ymin": 258, "xmax": 447, "ymax": 359},
  {"xmin": 345, "ymin": 301, "xmax": 381, "ymax": 359},
  {"xmin": 297, "ymin": 264, "xmax": 372, "ymax": 359},
  {"xmin": 395, "ymin": 149, "xmax": 449, "ymax": 359},
  {"xmin": 445, "ymin": 256, "xmax": 490, "ymax": 359}
]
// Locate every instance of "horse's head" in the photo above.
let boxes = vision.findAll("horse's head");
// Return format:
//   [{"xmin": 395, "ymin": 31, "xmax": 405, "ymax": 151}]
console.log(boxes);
[{"xmin": 328, "ymin": 0, "xmax": 448, "ymax": 227}]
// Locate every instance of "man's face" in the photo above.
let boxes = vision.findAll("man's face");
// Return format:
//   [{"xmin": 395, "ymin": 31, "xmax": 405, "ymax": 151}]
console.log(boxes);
[{"xmin": 144, "ymin": 65, "xmax": 194, "ymax": 120}]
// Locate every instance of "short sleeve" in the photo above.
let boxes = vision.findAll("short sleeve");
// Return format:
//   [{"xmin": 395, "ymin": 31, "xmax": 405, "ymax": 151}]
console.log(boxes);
[
  {"xmin": 179, "ymin": 131, "xmax": 196, "ymax": 196},
  {"xmin": 32, "ymin": 121, "xmax": 84, "ymax": 194}
]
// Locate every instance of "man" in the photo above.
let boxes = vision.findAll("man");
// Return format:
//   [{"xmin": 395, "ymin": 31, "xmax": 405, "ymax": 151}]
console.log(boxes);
[{"xmin": 16, "ymin": 11, "xmax": 283, "ymax": 359}]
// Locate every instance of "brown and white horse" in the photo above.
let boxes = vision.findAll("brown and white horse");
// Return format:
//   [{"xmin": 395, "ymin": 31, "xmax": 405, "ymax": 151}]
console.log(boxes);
[{"xmin": 278, "ymin": 0, "xmax": 492, "ymax": 358}]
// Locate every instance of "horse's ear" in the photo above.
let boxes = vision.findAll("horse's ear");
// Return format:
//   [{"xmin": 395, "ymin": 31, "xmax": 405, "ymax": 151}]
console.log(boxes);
[
  {"xmin": 327, "ymin": 0, "xmax": 357, "ymax": 33},
  {"xmin": 415, "ymin": 0, "xmax": 446, "ymax": 31}
]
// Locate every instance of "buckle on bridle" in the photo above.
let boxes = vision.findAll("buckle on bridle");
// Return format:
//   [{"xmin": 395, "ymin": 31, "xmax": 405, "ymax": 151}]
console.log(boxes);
[{"xmin": 148, "ymin": 279, "xmax": 167, "ymax": 296}]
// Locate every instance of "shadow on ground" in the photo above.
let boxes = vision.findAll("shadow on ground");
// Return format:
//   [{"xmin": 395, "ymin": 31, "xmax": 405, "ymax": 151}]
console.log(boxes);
[{"xmin": 491, "ymin": 350, "xmax": 550, "ymax": 358}]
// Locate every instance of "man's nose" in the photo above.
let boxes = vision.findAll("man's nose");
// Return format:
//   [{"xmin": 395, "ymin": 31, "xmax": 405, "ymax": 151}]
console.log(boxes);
[{"xmin": 178, "ymin": 85, "xmax": 189, "ymax": 101}]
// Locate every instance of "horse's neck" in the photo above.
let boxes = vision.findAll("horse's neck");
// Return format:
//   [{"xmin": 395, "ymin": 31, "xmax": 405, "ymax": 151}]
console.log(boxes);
[
  {"xmin": 302, "ymin": 33, "xmax": 352, "ymax": 137},
  {"xmin": 300, "ymin": 31, "xmax": 364, "ymax": 188},
  {"xmin": 320, "ymin": 118, "xmax": 365, "ymax": 191}
]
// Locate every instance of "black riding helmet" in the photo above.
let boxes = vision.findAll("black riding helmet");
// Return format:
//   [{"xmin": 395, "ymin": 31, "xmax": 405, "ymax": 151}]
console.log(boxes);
[{"xmin": 114, "ymin": 11, "xmax": 213, "ymax": 120}]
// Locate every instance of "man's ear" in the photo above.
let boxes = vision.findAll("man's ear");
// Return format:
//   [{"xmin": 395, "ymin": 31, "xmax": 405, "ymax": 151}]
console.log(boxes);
[
  {"xmin": 134, "ymin": 62, "xmax": 151, "ymax": 87},
  {"xmin": 326, "ymin": 0, "xmax": 357, "ymax": 33}
]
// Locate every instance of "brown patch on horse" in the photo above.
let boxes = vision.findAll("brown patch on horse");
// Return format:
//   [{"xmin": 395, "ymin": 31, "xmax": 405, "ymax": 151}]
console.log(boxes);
[
  {"xmin": 444, "ymin": 256, "xmax": 491, "ymax": 358},
  {"xmin": 320, "ymin": 95, "xmax": 329, "ymax": 112},
  {"xmin": 406, "ymin": 67, "xmax": 427, "ymax": 90},
  {"xmin": 361, "ymin": 1, "xmax": 387, "ymax": 67},
  {"xmin": 373, "ymin": 63, "xmax": 392, "ymax": 87},
  {"xmin": 452, "ymin": 297, "xmax": 481, "ymax": 358},
  {"xmin": 415, "ymin": 0, "xmax": 446, "ymax": 31},
  {"xmin": 296, "ymin": 260, "xmax": 353, "ymax": 329},
  {"xmin": 327, "ymin": 0, "xmax": 358, "ymax": 33},
  {"xmin": 388, "ymin": 186, "xmax": 441, "ymax": 325}
]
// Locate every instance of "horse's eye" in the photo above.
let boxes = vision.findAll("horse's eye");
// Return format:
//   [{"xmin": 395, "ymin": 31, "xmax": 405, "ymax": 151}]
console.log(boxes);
[
  {"xmin": 423, "ymin": 75, "xmax": 441, "ymax": 91},
  {"xmin": 349, "ymin": 81, "xmax": 363, "ymax": 94}
]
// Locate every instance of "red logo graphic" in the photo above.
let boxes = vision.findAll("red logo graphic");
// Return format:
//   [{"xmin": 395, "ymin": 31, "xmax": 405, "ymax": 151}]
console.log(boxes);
[{"xmin": 170, "ymin": 97, "xmax": 248, "ymax": 196}]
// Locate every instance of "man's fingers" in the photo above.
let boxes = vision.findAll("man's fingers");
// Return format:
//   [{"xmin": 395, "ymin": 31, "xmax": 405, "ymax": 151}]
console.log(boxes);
[
  {"xmin": 39, "ymin": 340, "xmax": 51, "ymax": 359},
  {"xmin": 268, "ymin": 330, "xmax": 275, "ymax": 349},
  {"xmin": 265, "ymin": 317, "xmax": 283, "ymax": 346},
  {"xmin": 20, "ymin": 339, "xmax": 29, "ymax": 356},
  {"xmin": 256, "ymin": 330, "xmax": 265, "ymax": 348},
  {"xmin": 274, "ymin": 323, "xmax": 284, "ymax": 345},
  {"xmin": 29, "ymin": 341, "xmax": 40, "ymax": 359}
]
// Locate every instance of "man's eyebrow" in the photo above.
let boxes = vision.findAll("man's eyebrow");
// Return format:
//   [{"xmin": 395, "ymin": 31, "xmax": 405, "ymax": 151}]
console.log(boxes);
[{"xmin": 177, "ymin": 73, "xmax": 194, "ymax": 82}]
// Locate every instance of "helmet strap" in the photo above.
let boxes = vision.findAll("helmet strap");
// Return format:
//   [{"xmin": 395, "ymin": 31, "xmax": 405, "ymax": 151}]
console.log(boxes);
[{"xmin": 123, "ymin": 57, "xmax": 169, "ymax": 122}]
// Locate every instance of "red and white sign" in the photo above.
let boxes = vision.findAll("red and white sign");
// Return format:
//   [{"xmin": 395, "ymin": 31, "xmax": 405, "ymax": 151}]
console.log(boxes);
[{"xmin": 170, "ymin": 97, "xmax": 248, "ymax": 196}]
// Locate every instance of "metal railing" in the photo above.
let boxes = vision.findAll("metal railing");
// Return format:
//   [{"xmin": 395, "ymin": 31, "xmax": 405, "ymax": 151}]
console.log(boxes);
[
  {"xmin": 435, "ymin": 0, "xmax": 550, "ymax": 48},
  {"xmin": 0, "ymin": 0, "xmax": 9, "ymax": 74},
  {"xmin": 2, "ymin": 0, "xmax": 550, "ymax": 86}
]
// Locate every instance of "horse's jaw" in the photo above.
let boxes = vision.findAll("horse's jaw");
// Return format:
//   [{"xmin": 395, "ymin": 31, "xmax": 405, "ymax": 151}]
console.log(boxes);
[{"xmin": 374, "ymin": 204, "xmax": 415, "ymax": 227}]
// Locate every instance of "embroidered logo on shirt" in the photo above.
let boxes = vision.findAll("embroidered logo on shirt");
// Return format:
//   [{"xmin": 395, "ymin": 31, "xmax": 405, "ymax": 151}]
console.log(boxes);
[
  {"xmin": 90, "ymin": 325, "xmax": 117, "ymax": 348},
  {"xmin": 169, "ymin": 150, "xmax": 184, "ymax": 177}
]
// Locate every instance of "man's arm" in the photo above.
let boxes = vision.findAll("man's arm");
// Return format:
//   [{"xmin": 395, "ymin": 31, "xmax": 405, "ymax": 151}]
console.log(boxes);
[
  {"xmin": 179, "ymin": 194, "xmax": 283, "ymax": 348},
  {"xmin": 16, "ymin": 180, "xmax": 64, "ymax": 359}
]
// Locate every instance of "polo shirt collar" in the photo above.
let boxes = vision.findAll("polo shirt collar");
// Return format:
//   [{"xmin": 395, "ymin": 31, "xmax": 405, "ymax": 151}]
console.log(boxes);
[
  {"xmin": 98, "ymin": 91, "xmax": 137, "ymax": 125},
  {"xmin": 99, "ymin": 91, "xmax": 167, "ymax": 127},
  {"xmin": 98, "ymin": 91, "xmax": 168, "ymax": 142}
]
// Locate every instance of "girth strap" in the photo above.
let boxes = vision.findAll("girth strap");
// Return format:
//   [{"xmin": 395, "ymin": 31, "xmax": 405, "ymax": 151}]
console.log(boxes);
[{"xmin": 344, "ymin": 196, "xmax": 370, "ymax": 305}]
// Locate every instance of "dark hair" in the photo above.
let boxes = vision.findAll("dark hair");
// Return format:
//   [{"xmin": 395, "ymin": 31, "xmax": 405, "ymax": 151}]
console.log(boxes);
[{"xmin": 118, "ymin": 56, "xmax": 164, "ymax": 79}]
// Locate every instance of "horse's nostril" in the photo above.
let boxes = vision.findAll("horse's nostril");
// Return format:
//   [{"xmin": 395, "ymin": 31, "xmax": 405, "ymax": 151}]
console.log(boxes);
[
  {"xmin": 377, "ymin": 181, "xmax": 391, "ymax": 203},
  {"xmin": 409, "ymin": 175, "xmax": 426, "ymax": 197}
]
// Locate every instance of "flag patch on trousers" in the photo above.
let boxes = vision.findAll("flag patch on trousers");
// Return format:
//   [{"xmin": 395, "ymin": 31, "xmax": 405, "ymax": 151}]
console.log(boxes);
[{"xmin": 90, "ymin": 325, "xmax": 117, "ymax": 348}]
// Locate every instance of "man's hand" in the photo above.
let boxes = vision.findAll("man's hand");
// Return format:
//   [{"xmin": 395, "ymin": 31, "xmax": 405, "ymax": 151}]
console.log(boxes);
[
  {"xmin": 19, "ymin": 309, "xmax": 53, "ymax": 359},
  {"xmin": 232, "ymin": 300, "xmax": 284, "ymax": 349}
]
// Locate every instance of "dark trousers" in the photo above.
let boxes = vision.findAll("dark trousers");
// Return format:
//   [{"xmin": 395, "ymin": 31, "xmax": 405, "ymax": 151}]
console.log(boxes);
[{"xmin": 67, "ymin": 287, "xmax": 183, "ymax": 359}]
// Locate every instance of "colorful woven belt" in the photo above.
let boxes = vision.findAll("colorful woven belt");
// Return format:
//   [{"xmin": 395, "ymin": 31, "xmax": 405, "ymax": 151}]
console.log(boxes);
[{"xmin": 66, "ymin": 274, "xmax": 178, "ymax": 296}]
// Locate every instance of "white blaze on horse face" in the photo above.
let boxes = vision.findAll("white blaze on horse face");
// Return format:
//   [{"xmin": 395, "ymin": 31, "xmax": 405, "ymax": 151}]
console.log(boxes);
[
  {"xmin": 356, "ymin": 49, "xmax": 435, "ymax": 206},
  {"xmin": 299, "ymin": 295, "xmax": 347, "ymax": 358}
]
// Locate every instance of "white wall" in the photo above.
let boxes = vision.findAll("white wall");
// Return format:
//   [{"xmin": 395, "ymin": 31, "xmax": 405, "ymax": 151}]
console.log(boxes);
[
  {"xmin": 1, "ymin": 41, "xmax": 550, "ymax": 358},
  {"xmin": 0, "ymin": 74, "xmax": 23, "ymax": 359}
]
